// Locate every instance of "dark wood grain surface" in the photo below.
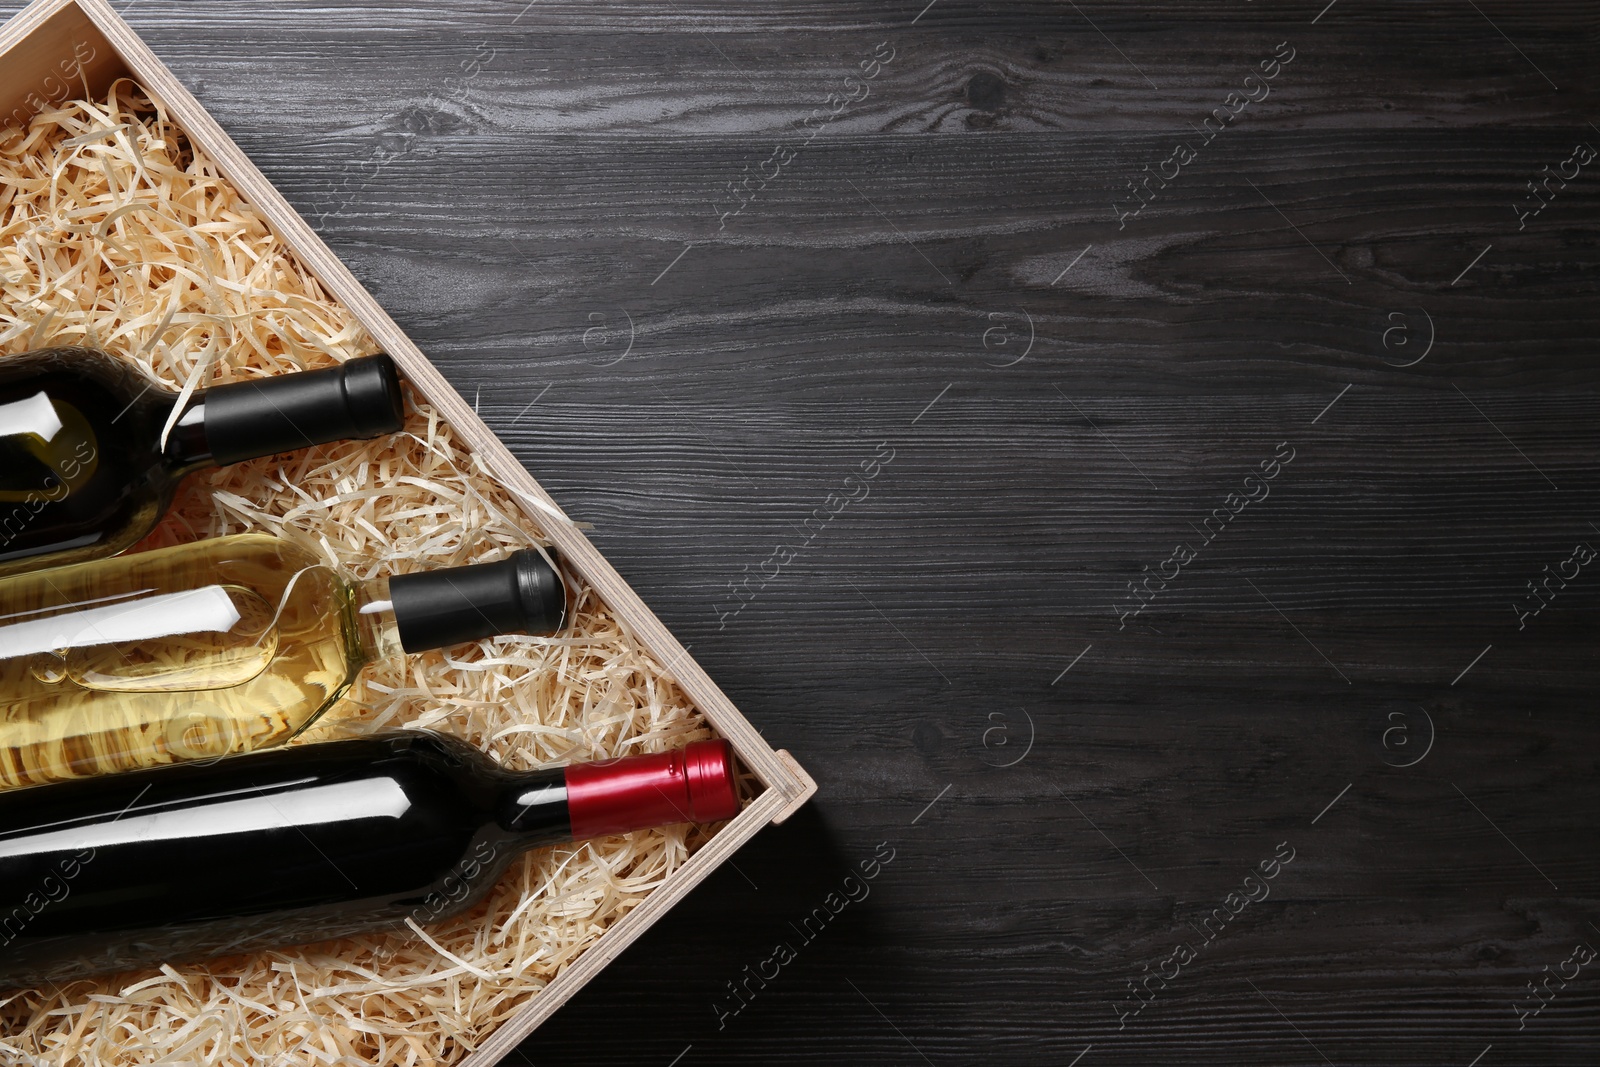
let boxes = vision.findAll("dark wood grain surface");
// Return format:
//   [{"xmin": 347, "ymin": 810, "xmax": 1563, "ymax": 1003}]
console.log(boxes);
[{"xmin": 9, "ymin": 1, "xmax": 1598, "ymax": 1063}]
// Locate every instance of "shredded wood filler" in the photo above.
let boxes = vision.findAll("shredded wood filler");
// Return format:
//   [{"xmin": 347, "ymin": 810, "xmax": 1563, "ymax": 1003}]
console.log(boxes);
[{"xmin": 0, "ymin": 82, "xmax": 723, "ymax": 1066}]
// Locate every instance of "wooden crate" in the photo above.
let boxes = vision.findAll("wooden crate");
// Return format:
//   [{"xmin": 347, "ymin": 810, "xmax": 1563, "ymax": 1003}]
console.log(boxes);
[{"xmin": 0, "ymin": 0, "xmax": 816, "ymax": 1062}]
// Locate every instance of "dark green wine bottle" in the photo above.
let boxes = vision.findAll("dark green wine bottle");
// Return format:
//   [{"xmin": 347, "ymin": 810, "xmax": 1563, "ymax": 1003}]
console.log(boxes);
[{"xmin": 0, "ymin": 347, "xmax": 405, "ymax": 576}]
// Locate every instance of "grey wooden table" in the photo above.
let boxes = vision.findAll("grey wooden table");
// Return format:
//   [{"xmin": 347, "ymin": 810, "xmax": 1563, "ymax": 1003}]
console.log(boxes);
[{"xmin": 13, "ymin": 1, "xmax": 1598, "ymax": 1063}]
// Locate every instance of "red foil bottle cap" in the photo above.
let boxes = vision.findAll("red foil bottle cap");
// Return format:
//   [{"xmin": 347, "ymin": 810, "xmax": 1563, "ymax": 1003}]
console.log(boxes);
[{"xmin": 564, "ymin": 739, "xmax": 742, "ymax": 839}]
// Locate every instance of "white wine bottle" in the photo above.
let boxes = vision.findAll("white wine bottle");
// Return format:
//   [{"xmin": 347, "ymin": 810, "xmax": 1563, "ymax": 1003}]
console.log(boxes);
[{"xmin": 0, "ymin": 533, "xmax": 567, "ymax": 788}]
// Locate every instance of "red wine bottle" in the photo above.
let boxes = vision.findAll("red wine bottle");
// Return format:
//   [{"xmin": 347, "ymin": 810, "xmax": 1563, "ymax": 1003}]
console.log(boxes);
[
  {"xmin": 0, "ymin": 731, "xmax": 740, "ymax": 987},
  {"xmin": 0, "ymin": 347, "xmax": 406, "ymax": 576}
]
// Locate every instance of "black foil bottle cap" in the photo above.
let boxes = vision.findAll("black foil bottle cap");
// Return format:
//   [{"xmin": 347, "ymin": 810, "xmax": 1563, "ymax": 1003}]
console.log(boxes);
[
  {"xmin": 202, "ymin": 353, "xmax": 406, "ymax": 466},
  {"xmin": 388, "ymin": 549, "xmax": 568, "ymax": 653}
]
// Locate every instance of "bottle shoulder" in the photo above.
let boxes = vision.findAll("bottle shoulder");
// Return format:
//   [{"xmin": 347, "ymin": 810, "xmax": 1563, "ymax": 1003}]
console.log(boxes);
[
  {"xmin": 0, "ymin": 347, "xmax": 174, "ymax": 409},
  {"xmin": 0, "ymin": 348, "xmax": 181, "ymax": 525}
]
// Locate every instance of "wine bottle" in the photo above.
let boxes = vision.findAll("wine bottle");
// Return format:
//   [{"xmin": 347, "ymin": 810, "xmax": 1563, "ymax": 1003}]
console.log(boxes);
[
  {"xmin": 0, "ymin": 730, "xmax": 741, "ymax": 987},
  {"xmin": 0, "ymin": 532, "xmax": 568, "ymax": 788},
  {"xmin": 0, "ymin": 347, "xmax": 406, "ymax": 577}
]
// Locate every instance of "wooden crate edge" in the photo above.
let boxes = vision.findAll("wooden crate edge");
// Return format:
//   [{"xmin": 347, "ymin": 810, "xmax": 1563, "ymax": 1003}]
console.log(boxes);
[{"xmin": 770, "ymin": 750, "xmax": 818, "ymax": 824}]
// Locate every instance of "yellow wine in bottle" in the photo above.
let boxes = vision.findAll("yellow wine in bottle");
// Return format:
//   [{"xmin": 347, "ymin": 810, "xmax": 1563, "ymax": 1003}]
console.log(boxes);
[{"xmin": 0, "ymin": 533, "xmax": 566, "ymax": 789}]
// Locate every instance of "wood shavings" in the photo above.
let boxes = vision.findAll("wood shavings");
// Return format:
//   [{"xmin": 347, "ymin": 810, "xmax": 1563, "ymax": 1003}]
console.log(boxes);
[{"xmin": 0, "ymin": 83, "xmax": 724, "ymax": 1066}]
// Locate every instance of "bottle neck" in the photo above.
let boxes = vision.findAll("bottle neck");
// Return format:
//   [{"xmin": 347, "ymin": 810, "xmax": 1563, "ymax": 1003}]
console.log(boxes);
[
  {"xmin": 558, "ymin": 742, "xmax": 743, "ymax": 839},
  {"xmin": 197, "ymin": 355, "xmax": 405, "ymax": 467},
  {"xmin": 352, "ymin": 574, "xmax": 409, "ymax": 666},
  {"xmin": 159, "ymin": 397, "xmax": 219, "ymax": 474},
  {"xmin": 489, "ymin": 741, "xmax": 741, "ymax": 850},
  {"xmin": 493, "ymin": 767, "xmax": 573, "ymax": 846},
  {"xmin": 384, "ymin": 550, "xmax": 569, "ymax": 654}
]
